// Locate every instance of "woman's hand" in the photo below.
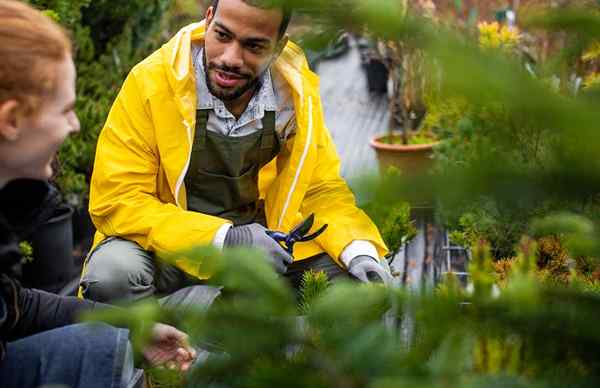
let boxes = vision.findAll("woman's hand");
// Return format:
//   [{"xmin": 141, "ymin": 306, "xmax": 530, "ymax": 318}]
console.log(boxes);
[{"xmin": 142, "ymin": 323, "xmax": 197, "ymax": 372}]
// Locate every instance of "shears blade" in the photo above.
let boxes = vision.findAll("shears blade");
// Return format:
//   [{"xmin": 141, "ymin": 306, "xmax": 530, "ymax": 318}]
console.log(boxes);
[
  {"xmin": 266, "ymin": 213, "xmax": 328, "ymax": 255},
  {"xmin": 289, "ymin": 213, "xmax": 315, "ymax": 240},
  {"xmin": 298, "ymin": 223, "xmax": 328, "ymax": 242}
]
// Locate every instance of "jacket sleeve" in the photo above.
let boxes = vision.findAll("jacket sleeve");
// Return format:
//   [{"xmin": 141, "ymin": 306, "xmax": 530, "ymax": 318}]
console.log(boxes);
[
  {"xmin": 299, "ymin": 97, "xmax": 388, "ymax": 264},
  {"xmin": 89, "ymin": 68, "xmax": 230, "ymax": 275},
  {"xmin": 7, "ymin": 280, "xmax": 106, "ymax": 340}
]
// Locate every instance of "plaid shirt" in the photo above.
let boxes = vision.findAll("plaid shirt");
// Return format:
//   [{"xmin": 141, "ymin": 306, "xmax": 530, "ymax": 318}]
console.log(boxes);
[{"xmin": 192, "ymin": 44, "xmax": 296, "ymax": 140}]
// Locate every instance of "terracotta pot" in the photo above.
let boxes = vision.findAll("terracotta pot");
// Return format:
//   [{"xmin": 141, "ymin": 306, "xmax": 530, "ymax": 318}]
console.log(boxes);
[{"xmin": 370, "ymin": 132, "xmax": 439, "ymax": 175}]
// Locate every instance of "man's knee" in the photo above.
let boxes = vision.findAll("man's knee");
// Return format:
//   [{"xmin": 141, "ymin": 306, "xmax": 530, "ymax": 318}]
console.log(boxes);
[
  {"xmin": 80, "ymin": 238, "xmax": 155, "ymax": 303},
  {"xmin": 159, "ymin": 285, "xmax": 222, "ymax": 311}
]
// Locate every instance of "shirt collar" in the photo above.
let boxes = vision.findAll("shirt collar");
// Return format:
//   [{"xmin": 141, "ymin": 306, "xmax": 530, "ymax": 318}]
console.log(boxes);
[{"xmin": 193, "ymin": 46, "xmax": 277, "ymax": 114}]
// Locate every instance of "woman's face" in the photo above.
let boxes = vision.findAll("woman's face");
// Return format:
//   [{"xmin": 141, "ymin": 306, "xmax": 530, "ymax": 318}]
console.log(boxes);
[{"xmin": 0, "ymin": 56, "xmax": 80, "ymax": 182}]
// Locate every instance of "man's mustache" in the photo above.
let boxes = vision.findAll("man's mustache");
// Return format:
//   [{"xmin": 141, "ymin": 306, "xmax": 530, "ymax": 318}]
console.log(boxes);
[{"xmin": 208, "ymin": 62, "xmax": 251, "ymax": 80}]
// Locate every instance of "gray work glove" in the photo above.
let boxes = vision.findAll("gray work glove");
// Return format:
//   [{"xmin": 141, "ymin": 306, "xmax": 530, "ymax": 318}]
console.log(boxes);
[
  {"xmin": 348, "ymin": 255, "xmax": 392, "ymax": 286},
  {"xmin": 224, "ymin": 223, "xmax": 293, "ymax": 274}
]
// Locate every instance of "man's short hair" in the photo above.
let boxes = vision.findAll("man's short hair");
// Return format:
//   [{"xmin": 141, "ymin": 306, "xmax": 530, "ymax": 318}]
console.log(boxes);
[{"xmin": 210, "ymin": 0, "xmax": 292, "ymax": 40}]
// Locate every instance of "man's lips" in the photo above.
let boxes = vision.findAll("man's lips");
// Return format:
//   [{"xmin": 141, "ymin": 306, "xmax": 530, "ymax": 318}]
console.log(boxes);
[{"xmin": 214, "ymin": 70, "xmax": 246, "ymax": 88}]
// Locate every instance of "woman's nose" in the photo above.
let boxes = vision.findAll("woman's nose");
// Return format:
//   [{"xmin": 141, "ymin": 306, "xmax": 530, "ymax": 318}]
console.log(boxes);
[{"xmin": 70, "ymin": 112, "xmax": 80, "ymax": 134}]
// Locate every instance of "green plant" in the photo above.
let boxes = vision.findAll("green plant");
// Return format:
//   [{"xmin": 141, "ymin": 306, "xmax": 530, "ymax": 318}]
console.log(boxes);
[
  {"xmin": 75, "ymin": 0, "xmax": 600, "ymax": 386},
  {"xmin": 447, "ymin": 201, "xmax": 532, "ymax": 260},
  {"xmin": 376, "ymin": 0, "xmax": 437, "ymax": 146},
  {"xmin": 424, "ymin": 6, "xmax": 599, "ymax": 265},
  {"xmin": 26, "ymin": 0, "xmax": 171, "ymax": 202},
  {"xmin": 380, "ymin": 202, "xmax": 416, "ymax": 254},
  {"xmin": 83, "ymin": 239, "xmax": 600, "ymax": 388},
  {"xmin": 146, "ymin": 368, "xmax": 183, "ymax": 388},
  {"xmin": 298, "ymin": 270, "xmax": 330, "ymax": 315},
  {"xmin": 19, "ymin": 241, "xmax": 34, "ymax": 264},
  {"xmin": 491, "ymin": 233, "xmax": 600, "ymax": 292},
  {"xmin": 582, "ymin": 40, "xmax": 600, "ymax": 88},
  {"xmin": 362, "ymin": 199, "xmax": 416, "ymax": 255}
]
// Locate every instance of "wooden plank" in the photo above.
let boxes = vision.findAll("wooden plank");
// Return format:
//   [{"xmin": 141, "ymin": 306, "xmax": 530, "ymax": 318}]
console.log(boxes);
[
  {"xmin": 317, "ymin": 42, "xmax": 467, "ymax": 291},
  {"xmin": 317, "ymin": 40, "xmax": 389, "ymax": 178}
]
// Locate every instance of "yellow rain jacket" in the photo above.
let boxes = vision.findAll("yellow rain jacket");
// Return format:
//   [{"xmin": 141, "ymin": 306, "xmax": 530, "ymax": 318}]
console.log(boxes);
[{"xmin": 88, "ymin": 22, "xmax": 388, "ymax": 278}]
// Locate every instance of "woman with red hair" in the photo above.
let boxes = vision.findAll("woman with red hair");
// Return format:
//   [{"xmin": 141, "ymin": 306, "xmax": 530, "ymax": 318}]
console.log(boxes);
[{"xmin": 0, "ymin": 2, "xmax": 196, "ymax": 387}]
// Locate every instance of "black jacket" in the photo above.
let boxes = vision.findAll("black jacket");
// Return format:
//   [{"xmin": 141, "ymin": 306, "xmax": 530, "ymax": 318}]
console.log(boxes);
[{"xmin": 0, "ymin": 179, "xmax": 100, "ymax": 360}]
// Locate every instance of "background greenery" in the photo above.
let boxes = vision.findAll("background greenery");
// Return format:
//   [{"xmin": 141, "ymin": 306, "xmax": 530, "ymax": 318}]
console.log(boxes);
[{"xmin": 26, "ymin": 0, "xmax": 175, "ymax": 204}]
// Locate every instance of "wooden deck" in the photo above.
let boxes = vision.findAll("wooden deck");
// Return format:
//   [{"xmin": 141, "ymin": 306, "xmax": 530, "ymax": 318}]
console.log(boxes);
[
  {"xmin": 318, "ymin": 49, "xmax": 469, "ymax": 289},
  {"xmin": 317, "ymin": 41, "xmax": 389, "ymax": 179}
]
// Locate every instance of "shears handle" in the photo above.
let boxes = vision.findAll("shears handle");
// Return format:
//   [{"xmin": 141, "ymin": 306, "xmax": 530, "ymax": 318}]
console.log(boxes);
[{"xmin": 265, "ymin": 230, "xmax": 294, "ymax": 254}]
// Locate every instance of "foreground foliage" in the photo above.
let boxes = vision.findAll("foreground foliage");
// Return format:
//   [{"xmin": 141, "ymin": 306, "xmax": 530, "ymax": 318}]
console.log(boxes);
[
  {"xmin": 80, "ymin": 0, "xmax": 600, "ymax": 386},
  {"xmin": 27, "ymin": 0, "xmax": 170, "ymax": 202},
  {"xmin": 88, "ymin": 244, "xmax": 600, "ymax": 388}
]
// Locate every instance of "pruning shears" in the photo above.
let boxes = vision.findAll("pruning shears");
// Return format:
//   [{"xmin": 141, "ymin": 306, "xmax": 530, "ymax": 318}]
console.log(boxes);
[{"xmin": 266, "ymin": 213, "xmax": 328, "ymax": 255}]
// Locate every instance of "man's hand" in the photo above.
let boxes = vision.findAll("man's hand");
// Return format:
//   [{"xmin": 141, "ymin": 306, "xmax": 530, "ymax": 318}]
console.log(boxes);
[
  {"xmin": 224, "ymin": 223, "xmax": 294, "ymax": 274},
  {"xmin": 142, "ymin": 323, "xmax": 197, "ymax": 372},
  {"xmin": 348, "ymin": 256, "xmax": 392, "ymax": 286}
]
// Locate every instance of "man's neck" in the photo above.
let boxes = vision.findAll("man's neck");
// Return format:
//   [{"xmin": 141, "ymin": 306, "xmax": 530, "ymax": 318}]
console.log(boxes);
[{"xmin": 224, "ymin": 88, "xmax": 255, "ymax": 120}]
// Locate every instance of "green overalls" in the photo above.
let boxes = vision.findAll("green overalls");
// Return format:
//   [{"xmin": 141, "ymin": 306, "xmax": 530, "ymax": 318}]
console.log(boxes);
[
  {"xmin": 183, "ymin": 108, "xmax": 349, "ymax": 290},
  {"xmin": 81, "ymin": 90, "xmax": 347, "ymax": 304},
  {"xmin": 184, "ymin": 109, "xmax": 281, "ymax": 226}
]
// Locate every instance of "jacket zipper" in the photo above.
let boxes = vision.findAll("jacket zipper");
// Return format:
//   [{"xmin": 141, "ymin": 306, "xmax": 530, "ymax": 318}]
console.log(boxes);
[
  {"xmin": 175, "ymin": 119, "xmax": 194, "ymax": 208},
  {"xmin": 278, "ymin": 96, "xmax": 313, "ymax": 229}
]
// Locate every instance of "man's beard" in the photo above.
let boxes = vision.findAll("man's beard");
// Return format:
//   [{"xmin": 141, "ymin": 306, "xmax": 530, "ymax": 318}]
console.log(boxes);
[{"xmin": 203, "ymin": 52, "xmax": 261, "ymax": 102}]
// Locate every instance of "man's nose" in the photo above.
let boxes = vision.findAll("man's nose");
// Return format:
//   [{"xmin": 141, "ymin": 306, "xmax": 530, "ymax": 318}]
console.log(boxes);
[{"xmin": 220, "ymin": 42, "xmax": 244, "ymax": 69}]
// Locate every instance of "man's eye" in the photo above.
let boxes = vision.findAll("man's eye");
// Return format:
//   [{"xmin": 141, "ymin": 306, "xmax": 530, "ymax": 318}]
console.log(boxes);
[
  {"xmin": 247, "ymin": 43, "xmax": 264, "ymax": 52},
  {"xmin": 216, "ymin": 31, "xmax": 228, "ymax": 40}
]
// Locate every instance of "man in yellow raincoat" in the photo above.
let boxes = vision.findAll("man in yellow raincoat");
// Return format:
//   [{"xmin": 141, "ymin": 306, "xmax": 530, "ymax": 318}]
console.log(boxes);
[{"xmin": 80, "ymin": 0, "xmax": 391, "ymax": 303}]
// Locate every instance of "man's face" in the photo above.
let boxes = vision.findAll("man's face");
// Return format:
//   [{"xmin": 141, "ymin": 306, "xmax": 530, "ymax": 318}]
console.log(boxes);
[{"xmin": 204, "ymin": 0, "xmax": 286, "ymax": 101}]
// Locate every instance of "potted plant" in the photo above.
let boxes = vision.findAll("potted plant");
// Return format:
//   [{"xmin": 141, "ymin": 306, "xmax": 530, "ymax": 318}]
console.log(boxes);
[
  {"xmin": 358, "ymin": 36, "xmax": 389, "ymax": 95},
  {"xmin": 370, "ymin": 0, "xmax": 441, "ymax": 176},
  {"xmin": 22, "ymin": 203, "xmax": 76, "ymax": 293}
]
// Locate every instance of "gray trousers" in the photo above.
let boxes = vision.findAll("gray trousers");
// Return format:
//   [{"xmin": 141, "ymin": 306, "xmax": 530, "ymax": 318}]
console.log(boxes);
[{"xmin": 80, "ymin": 237, "xmax": 351, "ymax": 304}]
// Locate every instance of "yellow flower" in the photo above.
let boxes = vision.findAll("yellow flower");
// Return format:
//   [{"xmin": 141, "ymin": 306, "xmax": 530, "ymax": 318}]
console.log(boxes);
[
  {"xmin": 478, "ymin": 21, "xmax": 520, "ymax": 51},
  {"xmin": 582, "ymin": 41, "xmax": 600, "ymax": 62},
  {"xmin": 583, "ymin": 72, "xmax": 600, "ymax": 89}
]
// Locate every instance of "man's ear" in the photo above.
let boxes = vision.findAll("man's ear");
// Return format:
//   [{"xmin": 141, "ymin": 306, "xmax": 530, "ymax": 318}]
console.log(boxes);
[
  {"xmin": 205, "ymin": 5, "xmax": 215, "ymax": 26},
  {"xmin": 0, "ymin": 100, "xmax": 22, "ymax": 142}
]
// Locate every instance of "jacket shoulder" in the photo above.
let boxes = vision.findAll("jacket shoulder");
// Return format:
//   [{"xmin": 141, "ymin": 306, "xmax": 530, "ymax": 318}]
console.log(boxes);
[{"xmin": 128, "ymin": 49, "xmax": 172, "ymax": 99}]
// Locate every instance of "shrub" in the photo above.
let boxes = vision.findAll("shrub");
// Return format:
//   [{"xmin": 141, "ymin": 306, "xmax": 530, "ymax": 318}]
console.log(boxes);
[
  {"xmin": 26, "ymin": 0, "xmax": 170, "ymax": 203},
  {"xmin": 362, "ymin": 200, "xmax": 416, "ymax": 255}
]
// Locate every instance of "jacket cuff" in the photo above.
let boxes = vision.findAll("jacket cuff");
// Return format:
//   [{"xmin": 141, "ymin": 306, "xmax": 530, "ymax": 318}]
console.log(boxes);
[
  {"xmin": 339, "ymin": 240, "xmax": 379, "ymax": 268},
  {"xmin": 213, "ymin": 223, "xmax": 233, "ymax": 250}
]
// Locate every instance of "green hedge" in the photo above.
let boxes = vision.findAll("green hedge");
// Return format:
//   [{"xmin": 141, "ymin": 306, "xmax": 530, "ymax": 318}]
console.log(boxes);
[{"xmin": 26, "ymin": 0, "xmax": 170, "ymax": 203}]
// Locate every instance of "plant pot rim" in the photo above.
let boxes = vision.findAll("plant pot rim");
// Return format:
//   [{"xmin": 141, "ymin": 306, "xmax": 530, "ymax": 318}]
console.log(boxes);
[
  {"xmin": 46, "ymin": 204, "xmax": 74, "ymax": 224},
  {"xmin": 370, "ymin": 133, "xmax": 440, "ymax": 152}
]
